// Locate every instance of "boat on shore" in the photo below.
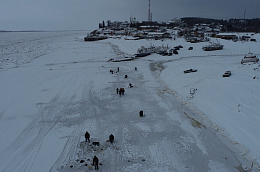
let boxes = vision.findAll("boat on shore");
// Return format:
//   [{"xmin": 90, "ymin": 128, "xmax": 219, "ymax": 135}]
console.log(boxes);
[
  {"xmin": 135, "ymin": 52, "xmax": 151, "ymax": 57},
  {"xmin": 241, "ymin": 52, "xmax": 259, "ymax": 64},
  {"xmin": 202, "ymin": 42, "xmax": 224, "ymax": 51},
  {"xmin": 135, "ymin": 45, "xmax": 169, "ymax": 57},
  {"xmin": 84, "ymin": 35, "xmax": 107, "ymax": 41},
  {"xmin": 135, "ymin": 46, "xmax": 153, "ymax": 57},
  {"xmin": 108, "ymin": 56, "xmax": 136, "ymax": 62}
]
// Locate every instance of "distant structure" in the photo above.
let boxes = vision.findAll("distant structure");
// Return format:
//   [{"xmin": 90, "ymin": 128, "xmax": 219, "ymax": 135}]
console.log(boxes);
[
  {"xmin": 148, "ymin": 0, "xmax": 152, "ymax": 21},
  {"xmin": 244, "ymin": 9, "xmax": 246, "ymax": 20}
]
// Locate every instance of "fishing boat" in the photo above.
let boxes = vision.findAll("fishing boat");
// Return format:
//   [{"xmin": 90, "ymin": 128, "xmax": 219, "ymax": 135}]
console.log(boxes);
[
  {"xmin": 135, "ymin": 45, "xmax": 169, "ymax": 57},
  {"xmin": 241, "ymin": 52, "xmax": 259, "ymax": 64},
  {"xmin": 84, "ymin": 35, "xmax": 107, "ymax": 41},
  {"xmin": 202, "ymin": 43, "xmax": 224, "ymax": 51}
]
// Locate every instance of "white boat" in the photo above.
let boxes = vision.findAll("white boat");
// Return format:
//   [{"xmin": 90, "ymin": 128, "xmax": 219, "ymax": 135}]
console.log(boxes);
[{"xmin": 241, "ymin": 52, "xmax": 259, "ymax": 64}]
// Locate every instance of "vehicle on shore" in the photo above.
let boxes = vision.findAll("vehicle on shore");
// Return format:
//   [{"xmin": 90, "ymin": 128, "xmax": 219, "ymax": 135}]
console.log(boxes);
[{"xmin": 223, "ymin": 71, "xmax": 231, "ymax": 77}]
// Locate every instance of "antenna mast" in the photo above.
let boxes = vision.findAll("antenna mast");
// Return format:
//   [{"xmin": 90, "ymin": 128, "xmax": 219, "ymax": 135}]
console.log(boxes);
[
  {"xmin": 244, "ymin": 9, "xmax": 246, "ymax": 20},
  {"xmin": 148, "ymin": 0, "xmax": 152, "ymax": 21}
]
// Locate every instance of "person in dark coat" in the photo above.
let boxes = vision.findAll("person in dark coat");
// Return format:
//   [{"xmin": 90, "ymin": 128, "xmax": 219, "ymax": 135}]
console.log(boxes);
[
  {"xmin": 118, "ymin": 67, "xmax": 119, "ymax": 72},
  {"xmin": 85, "ymin": 131, "xmax": 90, "ymax": 142},
  {"xmin": 119, "ymin": 88, "xmax": 125, "ymax": 95},
  {"xmin": 116, "ymin": 88, "xmax": 119, "ymax": 94},
  {"xmin": 93, "ymin": 156, "xmax": 99, "ymax": 170},
  {"xmin": 109, "ymin": 134, "xmax": 114, "ymax": 143},
  {"xmin": 139, "ymin": 110, "xmax": 143, "ymax": 117}
]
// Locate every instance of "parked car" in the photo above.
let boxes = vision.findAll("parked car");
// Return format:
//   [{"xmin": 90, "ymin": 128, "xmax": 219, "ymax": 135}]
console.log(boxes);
[
  {"xmin": 173, "ymin": 50, "xmax": 178, "ymax": 54},
  {"xmin": 188, "ymin": 47, "xmax": 193, "ymax": 50},
  {"xmin": 174, "ymin": 46, "xmax": 180, "ymax": 50},
  {"xmin": 184, "ymin": 69, "xmax": 197, "ymax": 73},
  {"xmin": 223, "ymin": 71, "xmax": 231, "ymax": 77}
]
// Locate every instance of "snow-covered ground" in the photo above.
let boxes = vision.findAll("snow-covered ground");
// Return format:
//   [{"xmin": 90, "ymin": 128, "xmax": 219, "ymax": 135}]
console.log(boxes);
[{"xmin": 0, "ymin": 31, "xmax": 259, "ymax": 172}]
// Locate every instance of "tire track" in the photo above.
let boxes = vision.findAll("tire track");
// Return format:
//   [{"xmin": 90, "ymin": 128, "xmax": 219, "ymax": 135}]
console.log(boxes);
[
  {"xmin": 0, "ymin": 94, "xmax": 61, "ymax": 168},
  {"xmin": 51, "ymin": 81, "xmax": 118, "ymax": 172},
  {"xmin": 0, "ymin": 94, "xmax": 76, "ymax": 172},
  {"xmin": 49, "ymin": 127, "xmax": 81, "ymax": 172},
  {"xmin": 49, "ymin": 83, "xmax": 92, "ymax": 172}
]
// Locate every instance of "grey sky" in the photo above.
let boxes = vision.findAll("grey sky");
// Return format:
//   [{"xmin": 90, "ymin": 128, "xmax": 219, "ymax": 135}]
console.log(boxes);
[{"xmin": 0, "ymin": 0, "xmax": 259, "ymax": 31}]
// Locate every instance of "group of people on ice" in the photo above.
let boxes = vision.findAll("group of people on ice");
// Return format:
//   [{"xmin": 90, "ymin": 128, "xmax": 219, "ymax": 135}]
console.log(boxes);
[
  {"xmin": 113, "ymin": 66, "xmax": 137, "ymax": 97},
  {"xmin": 84, "ymin": 131, "xmax": 114, "ymax": 170},
  {"xmin": 87, "ymin": 66, "xmax": 137, "ymax": 170},
  {"xmin": 109, "ymin": 67, "xmax": 120, "ymax": 74},
  {"xmin": 116, "ymin": 87, "xmax": 125, "ymax": 96}
]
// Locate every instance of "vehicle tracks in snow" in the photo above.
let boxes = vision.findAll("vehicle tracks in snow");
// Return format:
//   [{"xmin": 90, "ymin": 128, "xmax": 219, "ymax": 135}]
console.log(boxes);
[
  {"xmin": 0, "ymin": 94, "xmax": 73, "ymax": 172},
  {"xmin": 0, "ymin": 70, "xmax": 90, "ymax": 172}
]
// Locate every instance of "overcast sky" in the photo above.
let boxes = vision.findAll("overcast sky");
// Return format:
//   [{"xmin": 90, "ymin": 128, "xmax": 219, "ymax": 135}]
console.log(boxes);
[{"xmin": 0, "ymin": 0, "xmax": 259, "ymax": 31}]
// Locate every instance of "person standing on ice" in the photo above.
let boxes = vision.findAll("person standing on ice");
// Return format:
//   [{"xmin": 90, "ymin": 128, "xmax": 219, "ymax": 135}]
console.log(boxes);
[
  {"xmin": 93, "ymin": 156, "xmax": 99, "ymax": 170},
  {"xmin": 118, "ymin": 67, "xmax": 119, "ymax": 72},
  {"xmin": 85, "ymin": 131, "xmax": 90, "ymax": 142},
  {"xmin": 116, "ymin": 88, "xmax": 119, "ymax": 94},
  {"xmin": 109, "ymin": 134, "xmax": 114, "ymax": 143},
  {"xmin": 139, "ymin": 110, "xmax": 144, "ymax": 117}
]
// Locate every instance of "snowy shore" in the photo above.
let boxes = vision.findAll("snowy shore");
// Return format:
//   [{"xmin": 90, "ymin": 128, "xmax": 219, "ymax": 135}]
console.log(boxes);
[{"xmin": 0, "ymin": 31, "xmax": 259, "ymax": 171}]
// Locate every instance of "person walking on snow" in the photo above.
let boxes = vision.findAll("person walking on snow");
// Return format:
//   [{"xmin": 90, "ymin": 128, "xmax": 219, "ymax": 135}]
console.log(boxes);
[
  {"xmin": 116, "ymin": 88, "xmax": 119, "ymax": 94},
  {"xmin": 85, "ymin": 131, "xmax": 90, "ymax": 142},
  {"xmin": 93, "ymin": 156, "xmax": 99, "ymax": 170}
]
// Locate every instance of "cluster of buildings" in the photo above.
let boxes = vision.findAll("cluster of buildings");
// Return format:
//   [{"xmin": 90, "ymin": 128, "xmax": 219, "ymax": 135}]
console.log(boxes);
[{"xmin": 85, "ymin": 17, "xmax": 258, "ymax": 42}]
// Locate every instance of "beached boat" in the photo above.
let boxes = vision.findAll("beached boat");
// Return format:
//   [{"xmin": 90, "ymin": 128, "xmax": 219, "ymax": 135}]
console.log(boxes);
[
  {"xmin": 135, "ymin": 45, "xmax": 169, "ymax": 57},
  {"xmin": 202, "ymin": 43, "xmax": 223, "ymax": 51},
  {"xmin": 124, "ymin": 37, "xmax": 140, "ymax": 40},
  {"xmin": 135, "ymin": 52, "xmax": 151, "ymax": 57},
  {"xmin": 184, "ymin": 69, "xmax": 197, "ymax": 74},
  {"xmin": 108, "ymin": 56, "xmax": 136, "ymax": 62},
  {"xmin": 241, "ymin": 52, "xmax": 259, "ymax": 64},
  {"xmin": 84, "ymin": 35, "xmax": 107, "ymax": 41}
]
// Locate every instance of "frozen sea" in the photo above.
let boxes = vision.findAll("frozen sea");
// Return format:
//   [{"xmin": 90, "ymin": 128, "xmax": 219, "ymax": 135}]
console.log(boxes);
[{"xmin": 0, "ymin": 31, "xmax": 260, "ymax": 172}]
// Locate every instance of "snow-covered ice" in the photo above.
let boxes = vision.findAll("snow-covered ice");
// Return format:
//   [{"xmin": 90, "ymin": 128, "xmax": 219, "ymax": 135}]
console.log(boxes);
[{"xmin": 0, "ymin": 31, "xmax": 260, "ymax": 172}]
